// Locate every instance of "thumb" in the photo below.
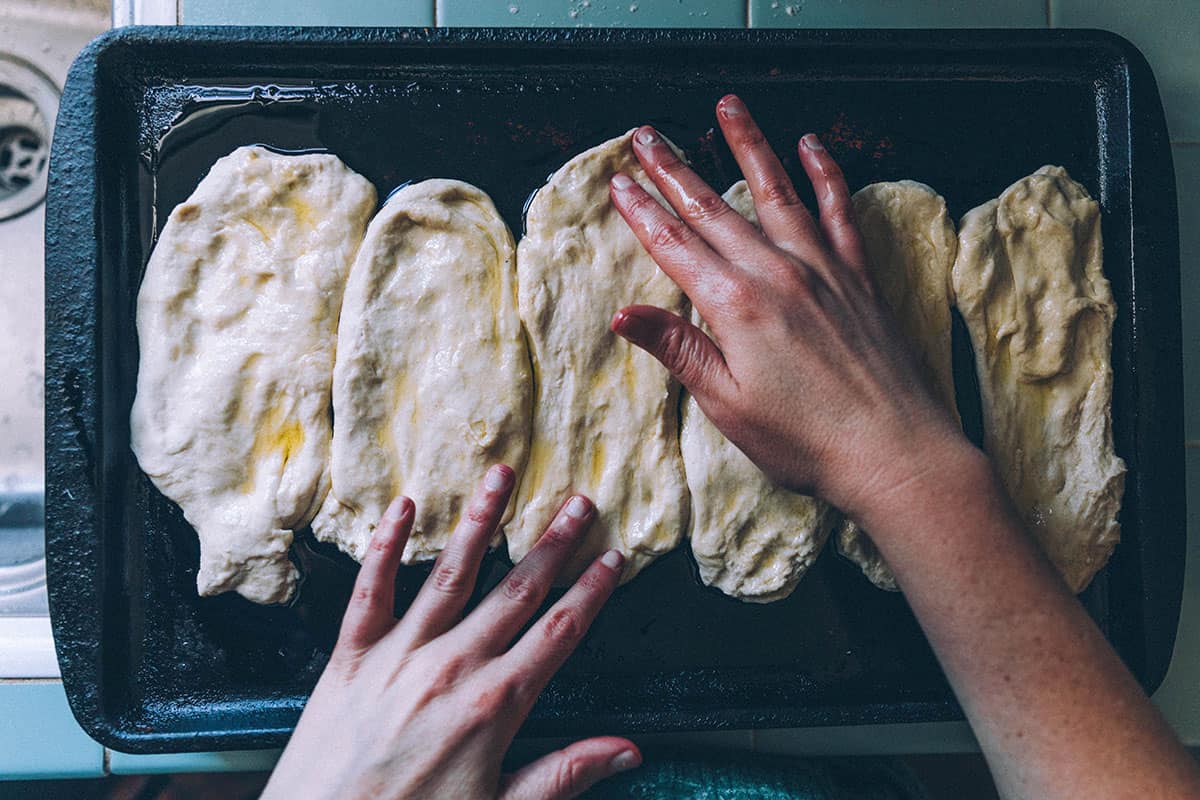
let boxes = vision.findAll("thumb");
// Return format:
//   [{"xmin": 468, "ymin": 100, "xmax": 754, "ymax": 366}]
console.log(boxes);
[
  {"xmin": 611, "ymin": 304, "xmax": 732, "ymax": 402},
  {"xmin": 501, "ymin": 737, "xmax": 641, "ymax": 800}
]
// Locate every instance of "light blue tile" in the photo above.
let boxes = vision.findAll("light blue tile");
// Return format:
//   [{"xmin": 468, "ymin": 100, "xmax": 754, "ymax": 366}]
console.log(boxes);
[
  {"xmin": 107, "ymin": 747, "xmax": 282, "ymax": 775},
  {"xmin": 1053, "ymin": 0, "xmax": 1200, "ymax": 141},
  {"xmin": 181, "ymin": 0, "xmax": 434, "ymax": 26},
  {"xmin": 750, "ymin": 0, "xmax": 1045, "ymax": 29},
  {"xmin": 1178, "ymin": 145, "xmax": 1200, "ymax": 442},
  {"xmin": 437, "ymin": 0, "xmax": 745, "ymax": 28},
  {"xmin": 0, "ymin": 681, "xmax": 104, "ymax": 779},
  {"xmin": 1151, "ymin": 446, "xmax": 1200, "ymax": 742}
]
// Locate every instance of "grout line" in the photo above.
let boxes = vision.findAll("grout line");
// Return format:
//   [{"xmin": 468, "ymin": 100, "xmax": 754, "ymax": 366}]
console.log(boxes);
[
  {"xmin": 1186, "ymin": 441, "xmax": 1200, "ymax": 449},
  {"xmin": 744, "ymin": 0, "xmax": 751, "ymax": 29},
  {"xmin": 433, "ymin": 0, "xmax": 438, "ymax": 27},
  {"xmin": 1173, "ymin": 141, "xmax": 1200, "ymax": 147},
  {"xmin": 102, "ymin": 747, "xmax": 111, "ymax": 776},
  {"xmin": 1045, "ymin": 0, "xmax": 1052, "ymax": 27}
]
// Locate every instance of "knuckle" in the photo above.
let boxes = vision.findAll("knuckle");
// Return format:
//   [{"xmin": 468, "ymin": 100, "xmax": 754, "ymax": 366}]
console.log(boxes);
[
  {"xmin": 711, "ymin": 277, "xmax": 762, "ymax": 321},
  {"xmin": 576, "ymin": 566, "xmax": 608, "ymax": 594},
  {"xmin": 430, "ymin": 560, "xmax": 470, "ymax": 596},
  {"xmin": 501, "ymin": 572, "xmax": 542, "ymax": 606},
  {"xmin": 759, "ymin": 178, "xmax": 801, "ymax": 208},
  {"xmin": 541, "ymin": 520, "xmax": 578, "ymax": 549},
  {"xmin": 624, "ymin": 188, "xmax": 656, "ymax": 214},
  {"xmin": 429, "ymin": 654, "xmax": 471, "ymax": 695},
  {"xmin": 655, "ymin": 154, "xmax": 688, "ymax": 177},
  {"xmin": 542, "ymin": 607, "xmax": 584, "ymax": 647},
  {"xmin": 554, "ymin": 755, "xmax": 588, "ymax": 794},
  {"xmin": 648, "ymin": 218, "xmax": 695, "ymax": 252},
  {"xmin": 732, "ymin": 124, "xmax": 768, "ymax": 150},
  {"xmin": 656, "ymin": 322, "xmax": 693, "ymax": 373},
  {"xmin": 367, "ymin": 530, "xmax": 392, "ymax": 556},
  {"xmin": 351, "ymin": 583, "xmax": 380, "ymax": 607},
  {"xmin": 469, "ymin": 684, "xmax": 509, "ymax": 720},
  {"xmin": 465, "ymin": 504, "xmax": 494, "ymax": 527},
  {"xmin": 687, "ymin": 191, "xmax": 732, "ymax": 223}
]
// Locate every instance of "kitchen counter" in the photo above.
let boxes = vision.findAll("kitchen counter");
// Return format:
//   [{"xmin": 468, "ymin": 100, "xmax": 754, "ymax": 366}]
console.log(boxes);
[{"xmin": 3, "ymin": 0, "xmax": 1198, "ymax": 779}]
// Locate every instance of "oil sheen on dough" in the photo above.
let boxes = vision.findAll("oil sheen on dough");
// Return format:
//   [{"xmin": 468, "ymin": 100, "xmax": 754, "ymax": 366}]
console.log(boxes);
[
  {"xmin": 130, "ymin": 146, "xmax": 376, "ymax": 605},
  {"xmin": 683, "ymin": 181, "xmax": 838, "ymax": 602},
  {"xmin": 952, "ymin": 166, "xmax": 1125, "ymax": 592},
  {"xmin": 835, "ymin": 181, "xmax": 960, "ymax": 591},
  {"xmin": 509, "ymin": 130, "xmax": 689, "ymax": 583},
  {"xmin": 312, "ymin": 180, "xmax": 530, "ymax": 564}
]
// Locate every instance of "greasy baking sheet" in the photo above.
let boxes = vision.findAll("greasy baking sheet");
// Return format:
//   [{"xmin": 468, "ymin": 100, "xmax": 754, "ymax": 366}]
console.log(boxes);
[{"xmin": 45, "ymin": 27, "xmax": 1183, "ymax": 752}]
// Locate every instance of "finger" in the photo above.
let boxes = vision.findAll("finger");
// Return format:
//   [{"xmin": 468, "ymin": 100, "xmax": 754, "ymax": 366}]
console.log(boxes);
[
  {"xmin": 501, "ymin": 738, "xmax": 641, "ymax": 800},
  {"xmin": 630, "ymin": 125, "xmax": 764, "ymax": 261},
  {"xmin": 716, "ymin": 94, "xmax": 823, "ymax": 261},
  {"xmin": 504, "ymin": 549, "xmax": 624, "ymax": 693},
  {"xmin": 389, "ymin": 465, "xmax": 515, "ymax": 651},
  {"xmin": 610, "ymin": 304, "xmax": 733, "ymax": 403},
  {"xmin": 456, "ymin": 495, "xmax": 595, "ymax": 653},
  {"xmin": 610, "ymin": 172, "xmax": 726, "ymax": 304},
  {"xmin": 336, "ymin": 496, "xmax": 414, "ymax": 653},
  {"xmin": 797, "ymin": 133, "xmax": 869, "ymax": 276}
]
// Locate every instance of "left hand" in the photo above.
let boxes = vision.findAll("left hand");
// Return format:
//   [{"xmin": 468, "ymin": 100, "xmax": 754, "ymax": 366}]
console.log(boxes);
[{"xmin": 262, "ymin": 465, "xmax": 640, "ymax": 800}]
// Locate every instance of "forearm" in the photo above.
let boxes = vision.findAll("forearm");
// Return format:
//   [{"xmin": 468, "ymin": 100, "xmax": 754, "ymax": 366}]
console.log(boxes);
[{"xmin": 855, "ymin": 442, "xmax": 1200, "ymax": 800}]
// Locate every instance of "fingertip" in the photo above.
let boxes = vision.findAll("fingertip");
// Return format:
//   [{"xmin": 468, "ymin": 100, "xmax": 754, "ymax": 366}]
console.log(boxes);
[
  {"xmin": 610, "ymin": 747, "xmax": 641, "ymax": 773},
  {"xmin": 610, "ymin": 172, "xmax": 636, "ymax": 192},
  {"xmin": 633, "ymin": 125, "xmax": 659, "ymax": 147},
  {"xmin": 485, "ymin": 463, "xmax": 515, "ymax": 492},
  {"xmin": 800, "ymin": 132, "xmax": 824, "ymax": 151},
  {"xmin": 382, "ymin": 496, "xmax": 414, "ymax": 525},
  {"xmin": 609, "ymin": 306, "xmax": 652, "ymax": 343},
  {"xmin": 564, "ymin": 495, "xmax": 593, "ymax": 521},
  {"xmin": 600, "ymin": 548, "xmax": 624, "ymax": 573},
  {"xmin": 717, "ymin": 93, "xmax": 746, "ymax": 118}
]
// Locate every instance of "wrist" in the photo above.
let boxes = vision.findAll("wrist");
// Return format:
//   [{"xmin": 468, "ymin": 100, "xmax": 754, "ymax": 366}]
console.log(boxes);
[{"xmin": 830, "ymin": 429, "xmax": 996, "ymax": 535}]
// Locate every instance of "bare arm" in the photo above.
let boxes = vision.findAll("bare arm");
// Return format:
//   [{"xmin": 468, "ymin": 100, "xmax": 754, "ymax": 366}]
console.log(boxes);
[{"xmin": 611, "ymin": 95, "xmax": 1200, "ymax": 800}]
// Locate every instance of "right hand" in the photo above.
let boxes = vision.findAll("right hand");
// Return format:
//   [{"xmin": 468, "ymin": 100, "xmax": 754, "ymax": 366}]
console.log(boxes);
[{"xmin": 609, "ymin": 95, "xmax": 969, "ymax": 518}]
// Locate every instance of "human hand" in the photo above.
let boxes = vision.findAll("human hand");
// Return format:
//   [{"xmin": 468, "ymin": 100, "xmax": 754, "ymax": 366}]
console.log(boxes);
[
  {"xmin": 262, "ymin": 465, "xmax": 640, "ymax": 800},
  {"xmin": 609, "ymin": 95, "xmax": 969, "ymax": 519}
]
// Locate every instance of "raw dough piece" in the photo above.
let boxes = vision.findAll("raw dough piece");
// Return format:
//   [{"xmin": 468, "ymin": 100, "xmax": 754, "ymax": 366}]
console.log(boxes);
[
  {"xmin": 683, "ymin": 181, "xmax": 838, "ymax": 602},
  {"xmin": 131, "ymin": 146, "xmax": 376, "ymax": 604},
  {"xmin": 312, "ymin": 180, "xmax": 530, "ymax": 564},
  {"xmin": 834, "ymin": 181, "xmax": 960, "ymax": 591},
  {"xmin": 509, "ymin": 129, "xmax": 689, "ymax": 582},
  {"xmin": 952, "ymin": 166, "xmax": 1125, "ymax": 592}
]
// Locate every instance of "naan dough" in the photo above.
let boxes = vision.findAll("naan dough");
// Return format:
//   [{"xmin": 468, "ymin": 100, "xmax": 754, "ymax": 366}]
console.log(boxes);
[
  {"xmin": 131, "ymin": 146, "xmax": 376, "ymax": 604},
  {"xmin": 952, "ymin": 166, "xmax": 1125, "ymax": 592},
  {"xmin": 312, "ymin": 180, "xmax": 530, "ymax": 564},
  {"xmin": 683, "ymin": 181, "xmax": 838, "ymax": 602},
  {"xmin": 509, "ymin": 129, "xmax": 689, "ymax": 582},
  {"xmin": 834, "ymin": 181, "xmax": 960, "ymax": 591}
]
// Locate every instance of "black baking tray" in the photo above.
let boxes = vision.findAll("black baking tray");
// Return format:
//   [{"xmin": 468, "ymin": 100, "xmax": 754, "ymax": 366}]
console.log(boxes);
[{"xmin": 45, "ymin": 27, "xmax": 1184, "ymax": 753}]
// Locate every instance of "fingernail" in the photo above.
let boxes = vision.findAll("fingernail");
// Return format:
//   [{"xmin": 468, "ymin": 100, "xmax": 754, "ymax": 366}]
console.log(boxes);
[
  {"xmin": 611, "ymin": 750, "xmax": 640, "ymax": 772},
  {"xmin": 565, "ymin": 495, "xmax": 590, "ymax": 519},
  {"xmin": 383, "ymin": 496, "xmax": 411, "ymax": 522},
  {"xmin": 635, "ymin": 126, "xmax": 659, "ymax": 146},
  {"xmin": 611, "ymin": 309, "xmax": 650, "ymax": 342},
  {"xmin": 801, "ymin": 133, "xmax": 823, "ymax": 151},
  {"xmin": 601, "ymin": 549, "xmax": 624, "ymax": 570},
  {"xmin": 610, "ymin": 172, "xmax": 635, "ymax": 191},
  {"xmin": 485, "ymin": 464, "xmax": 512, "ymax": 491},
  {"xmin": 720, "ymin": 95, "xmax": 746, "ymax": 117}
]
